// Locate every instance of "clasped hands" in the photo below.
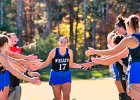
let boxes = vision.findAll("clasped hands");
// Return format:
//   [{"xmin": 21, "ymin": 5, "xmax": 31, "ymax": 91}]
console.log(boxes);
[{"xmin": 80, "ymin": 47, "xmax": 101, "ymax": 70}]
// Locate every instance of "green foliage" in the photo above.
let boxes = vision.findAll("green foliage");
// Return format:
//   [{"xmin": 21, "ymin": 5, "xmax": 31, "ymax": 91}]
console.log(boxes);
[
  {"xmin": 0, "ymin": 0, "xmax": 17, "ymax": 32},
  {"xmin": 0, "ymin": 24, "xmax": 10, "ymax": 31},
  {"xmin": 22, "ymin": 34, "xmax": 58, "ymax": 61}
]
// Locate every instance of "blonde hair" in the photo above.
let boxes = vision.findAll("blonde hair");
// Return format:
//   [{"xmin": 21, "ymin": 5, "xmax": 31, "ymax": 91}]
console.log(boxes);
[{"xmin": 59, "ymin": 36, "xmax": 68, "ymax": 42}]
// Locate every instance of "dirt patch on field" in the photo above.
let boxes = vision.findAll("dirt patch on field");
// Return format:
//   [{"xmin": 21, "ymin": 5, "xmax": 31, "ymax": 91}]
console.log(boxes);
[{"xmin": 21, "ymin": 78, "xmax": 119, "ymax": 100}]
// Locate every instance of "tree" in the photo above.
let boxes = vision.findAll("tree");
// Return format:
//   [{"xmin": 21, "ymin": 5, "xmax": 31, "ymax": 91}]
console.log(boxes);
[
  {"xmin": 17, "ymin": 0, "xmax": 22, "ymax": 46},
  {"xmin": 0, "ymin": 0, "xmax": 4, "ymax": 26},
  {"xmin": 74, "ymin": 0, "xmax": 82, "ymax": 62},
  {"xmin": 69, "ymin": 0, "xmax": 74, "ymax": 51},
  {"xmin": 83, "ymin": 0, "xmax": 87, "ymax": 59}
]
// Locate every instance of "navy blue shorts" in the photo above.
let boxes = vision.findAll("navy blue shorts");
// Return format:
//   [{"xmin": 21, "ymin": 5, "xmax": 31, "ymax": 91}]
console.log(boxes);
[
  {"xmin": 128, "ymin": 62, "xmax": 140, "ymax": 84},
  {"xmin": 49, "ymin": 70, "xmax": 71, "ymax": 86}
]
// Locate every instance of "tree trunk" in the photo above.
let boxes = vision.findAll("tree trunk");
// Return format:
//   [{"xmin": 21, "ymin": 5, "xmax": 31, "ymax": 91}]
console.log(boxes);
[
  {"xmin": 74, "ymin": 0, "xmax": 81, "ymax": 62},
  {"xmin": 17, "ymin": 0, "xmax": 22, "ymax": 46},
  {"xmin": 91, "ymin": 22, "xmax": 96, "ymax": 48},
  {"xmin": 46, "ymin": 0, "xmax": 52, "ymax": 34},
  {"xmin": 69, "ymin": 0, "xmax": 74, "ymax": 51},
  {"xmin": 83, "ymin": 0, "xmax": 87, "ymax": 60},
  {"xmin": 0, "ymin": 0, "xmax": 3, "ymax": 26},
  {"xmin": 91, "ymin": 0, "xmax": 97, "ymax": 48},
  {"xmin": 105, "ymin": 0, "xmax": 109, "ymax": 22},
  {"xmin": 25, "ymin": 0, "xmax": 32, "ymax": 42}
]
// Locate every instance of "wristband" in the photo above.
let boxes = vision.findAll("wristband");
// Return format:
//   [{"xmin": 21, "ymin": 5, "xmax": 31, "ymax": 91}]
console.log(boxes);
[{"xmin": 25, "ymin": 70, "xmax": 29, "ymax": 75}]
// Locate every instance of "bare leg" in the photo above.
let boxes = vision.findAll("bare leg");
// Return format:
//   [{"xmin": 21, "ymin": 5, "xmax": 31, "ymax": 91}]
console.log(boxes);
[
  {"xmin": 2, "ymin": 86, "xmax": 9, "ymax": 100},
  {"xmin": 126, "ymin": 81, "xmax": 132, "ymax": 98},
  {"xmin": 130, "ymin": 84, "xmax": 140, "ymax": 100},
  {"xmin": 0, "ymin": 90, "xmax": 3, "ymax": 100},
  {"xmin": 52, "ymin": 84, "xmax": 62, "ymax": 100},
  {"xmin": 61, "ymin": 82, "xmax": 71, "ymax": 100},
  {"xmin": 115, "ymin": 81, "xmax": 125, "ymax": 93}
]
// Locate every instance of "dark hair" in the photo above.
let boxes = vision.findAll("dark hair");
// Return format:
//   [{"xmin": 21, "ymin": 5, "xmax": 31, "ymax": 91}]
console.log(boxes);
[
  {"xmin": 0, "ymin": 35, "xmax": 9, "ymax": 48},
  {"xmin": 115, "ymin": 16, "xmax": 126, "ymax": 30},
  {"xmin": 107, "ymin": 31, "xmax": 116, "ymax": 42},
  {"xmin": 128, "ymin": 15, "xmax": 139, "ymax": 32},
  {"xmin": 113, "ymin": 35, "xmax": 124, "ymax": 45}
]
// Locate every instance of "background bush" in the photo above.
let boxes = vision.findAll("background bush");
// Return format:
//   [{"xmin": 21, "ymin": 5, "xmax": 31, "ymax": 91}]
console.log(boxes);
[{"xmin": 22, "ymin": 33, "xmax": 58, "ymax": 61}]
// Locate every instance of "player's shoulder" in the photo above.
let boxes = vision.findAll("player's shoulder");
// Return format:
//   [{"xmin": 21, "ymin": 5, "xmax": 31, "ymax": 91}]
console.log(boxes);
[
  {"xmin": 49, "ymin": 48, "xmax": 57, "ymax": 55},
  {"xmin": 68, "ymin": 48, "xmax": 72, "ymax": 52},
  {"xmin": 52, "ymin": 48, "xmax": 57, "ymax": 52},
  {"xmin": 67, "ymin": 48, "xmax": 73, "ymax": 54}
]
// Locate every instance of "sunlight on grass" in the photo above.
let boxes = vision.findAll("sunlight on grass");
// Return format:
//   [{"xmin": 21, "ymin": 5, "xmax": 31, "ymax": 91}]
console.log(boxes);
[{"xmin": 38, "ymin": 67, "xmax": 110, "ymax": 81}]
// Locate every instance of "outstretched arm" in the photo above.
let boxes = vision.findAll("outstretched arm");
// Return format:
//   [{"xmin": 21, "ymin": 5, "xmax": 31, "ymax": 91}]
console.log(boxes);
[
  {"xmin": 36, "ymin": 49, "xmax": 55, "ymax": 70},
  {"xmin": 5, "ymin": 50, "xmax": 37, "ymax": 60},
  {"xmin": 69, "ymin": 49, "xmax": 82, "ymax": 68},
  {"xmin": 0, "ymin": 55, "xmax": 40, "ymax": 85},
  {"xmin": 12, "ymin": 58, "xmax": 43, "ymax": 71},
  {"xmin": 85, "ymin": 37, "xmax": 130, "ymax": 56},
  {"xmin": 2, "ymin": 54, "xmax": 40, "ymax": 77},
  {"xmin": 91, "ymin": 48, "xmax": 129, "ymax": 65}
]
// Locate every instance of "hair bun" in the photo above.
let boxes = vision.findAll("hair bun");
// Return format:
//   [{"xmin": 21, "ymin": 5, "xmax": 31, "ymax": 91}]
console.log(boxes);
[{"xmin": 117, "ymin": 15, "xmax": 124, "ymax": 21}]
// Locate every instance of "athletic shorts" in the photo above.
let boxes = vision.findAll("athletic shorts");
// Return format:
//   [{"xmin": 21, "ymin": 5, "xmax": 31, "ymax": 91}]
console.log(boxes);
[
  {"xmin": 49, "ymin": 69, "xmax": 71, "ymax": 86},
  {"xmin": 4, "ymin": 70, "xmax": 10, "ymax": 87},
  {"xmin": 128, "ymin": 62, "xmax": 140, "ymax": 84},
  {"xmin": 113, "ymin": 64, "xmax": 120, "ymax": 81},
  {"xmin": 0, "ymin": 72, "xmax": 5, "ymax": 91}
]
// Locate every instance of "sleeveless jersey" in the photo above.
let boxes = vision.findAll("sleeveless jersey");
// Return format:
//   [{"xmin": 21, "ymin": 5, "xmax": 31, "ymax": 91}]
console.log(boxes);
[
  {"xmin": 128, "ymin": 33, "xmax": 140, "ymax": 64},
  {"xmin": 51, "ymin": 48, "xmax": 70, "ymax": 71}
]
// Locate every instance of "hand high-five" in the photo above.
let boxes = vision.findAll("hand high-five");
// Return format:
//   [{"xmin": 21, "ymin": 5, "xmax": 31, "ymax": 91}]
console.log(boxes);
[
  {"xmin": 85, "ymin": 47, "xmax": 96, "ymax": 56},
  {"xmin": 30, "ymin": 77, "xmax": 41, "ymax": 85}
]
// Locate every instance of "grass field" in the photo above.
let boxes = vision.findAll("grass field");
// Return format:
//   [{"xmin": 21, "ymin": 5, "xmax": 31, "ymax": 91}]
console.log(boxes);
[{"xmin": 38, "ymin": 66, "xmax": 110, "ymax": 81}]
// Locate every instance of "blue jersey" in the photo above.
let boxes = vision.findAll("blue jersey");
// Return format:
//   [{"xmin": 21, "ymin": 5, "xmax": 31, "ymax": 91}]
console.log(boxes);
[
  {"xmin": 51, "ymin": 48, "xmax": 70, "ymax": 72},
  {"xmin": 49, "ymin": 48, "xmax": 71, "ymax": 85},
  {"xmin": 129, "ymin": 33, "xmax": 140, "ymax": 64},
  {"xmin": 128, "ymin": 33, "xmax": 140, "ymax": 84}
]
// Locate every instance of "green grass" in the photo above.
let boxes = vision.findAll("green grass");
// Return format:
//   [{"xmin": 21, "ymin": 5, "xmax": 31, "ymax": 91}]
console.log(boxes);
[
  {"xmin": 38, "ymin": 66, "xmax": 110, "ymax": 81},
  {"xmin": 71, "ymin": 67, "xmax": 109, "ymax": 80}
]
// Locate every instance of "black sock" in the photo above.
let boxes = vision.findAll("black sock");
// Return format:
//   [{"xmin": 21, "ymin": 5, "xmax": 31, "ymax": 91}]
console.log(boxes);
[
  {"xmin": 126, "ymin": 94, "xmax": 132, "ymax": 100},
  {"xmin": 121, "ymin": 80, "xmax": 127, "ymax": 92},
  {"xmin": 119, "ymin": 93, "xmax": 127, "ymax": 100}
]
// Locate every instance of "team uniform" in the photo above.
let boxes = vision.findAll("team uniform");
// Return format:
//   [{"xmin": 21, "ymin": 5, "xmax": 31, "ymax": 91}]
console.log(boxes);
[
  {"xmin": 128, "ymin": 33, "xmax": 140, "ymax": 84},
  {"xmin": 113, "ymin": 64, "xmax": 119, "ymax": 81},
  {"xmin": 113, "ymin": 58, "xmax": 129, "ymax": 95},
  {"xmin": 49, "ymin": 48, "xmax": 71, "ymax": 86},
  {"xmin": 9, "ymin": 46, "xmax": 22, "ymax": 88},
  {"xmin": 0, "ymin": 66, "xmax": 10, "ymax": 91},
  {"xmin": 113, "ymin": 58, "xmax": 128, "ymax": 81}
]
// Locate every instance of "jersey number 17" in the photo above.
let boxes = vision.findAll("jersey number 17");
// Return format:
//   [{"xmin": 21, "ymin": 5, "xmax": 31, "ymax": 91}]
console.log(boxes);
[{"xmin": 59, "ymin": 64, "xmax": 67, "ymax": 71}]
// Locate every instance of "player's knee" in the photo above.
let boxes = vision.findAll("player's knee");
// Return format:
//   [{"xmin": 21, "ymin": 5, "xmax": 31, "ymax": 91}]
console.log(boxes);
[
  {"xmin": 63, "ymin": 95, "xmax": 70, "ymax": 100},
  {"xmin": 63, "ymin": 92, "xmax": 70, "ymax": 99}
]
